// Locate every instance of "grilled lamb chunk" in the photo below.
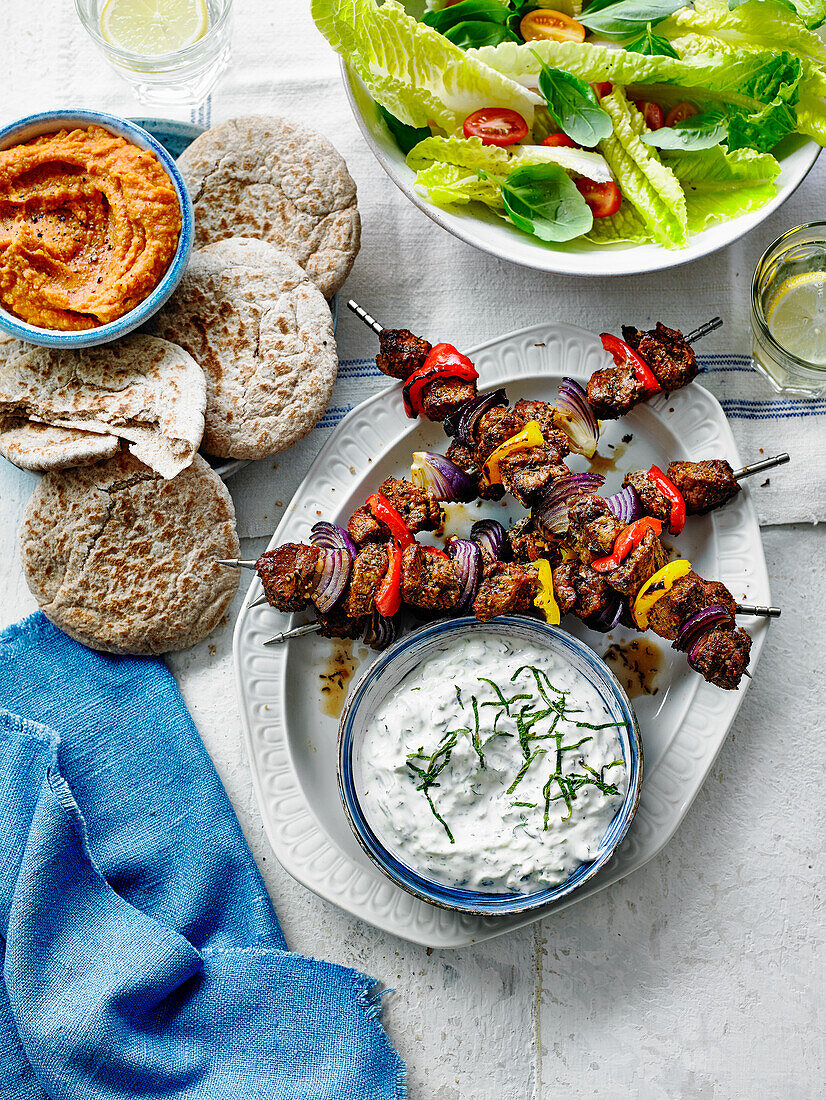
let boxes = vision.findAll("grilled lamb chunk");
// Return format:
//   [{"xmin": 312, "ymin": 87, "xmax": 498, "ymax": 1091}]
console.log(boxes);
[
  {"xmin": 445, "ymin": 439, "xmax": 504, "ymax": 500},
  {"xmin": 498, "ymin": 449, "xmax": 569, "ymax": 507},
  {"xmin": 400, "ymin": 544, "xmax": 460, "ymax": 611},
  {"xmin": 511, "ymin": 399, "xmax": 571, "ymax": 459},
  {"xmin": 473, "ymin": 560, "xmax": 539, "ymax": 621},
  {"xmin": 256, "ymin": 543, "xmax": 321, "ymax": 612},
  {"xmin": 348, "ymin": 505, "xmax": 384, "ymax": 547},
  {"xmin": 564, "ymin": 495, "xmax": 623, "ymax": 556},
  {"xmin": 586, "ymin": 363, "xmax": 645, "ymax": 420},
  {"xmin": 689, "ymin": 626, "xmax": 752, "ymax": 690},
  {"xmin": 508, "ymin": 518, "xmax": 551, "ymax": 564},
  {"xmin": 552, "ymin": 559, "xmax": 616, "ymax": 627},
  {"xmin": 420, "ymin": 378, "xmax": 477, "ymax": 421},
  {"xmin": 317, "ymin": 607, "xmax": 366, "ymax": 639},
  {"xmin": 343, "ymin": 544, "xmax": 388, "ymax": 619},
  {"xmin": 646, "ymin": 570, "xmax": 736, "ymax": 641},
  {"xmin": 474, "ymin": 407, "xmax": 526, "ymax": 460},
  {"xmin": 376, "ymin": 328, "xmax": 431, "ymax": 380},
  {"xmin": 622, "ymin": 469, "xmax": 671, "ymax": 524},
  {"xmin": 606, "ymin": 527, "xmax": 668, "ymax": 597},
  {"xmin": 622, "ymin": 322, "xmax": 697, "ymax": 392},
  {"xmin": 378, "ymin": 477, "xmax": 442, "ymax": 533},
  {"xmin": 667, "ymin": 459, "xmax": 740, "ymax": 515}
]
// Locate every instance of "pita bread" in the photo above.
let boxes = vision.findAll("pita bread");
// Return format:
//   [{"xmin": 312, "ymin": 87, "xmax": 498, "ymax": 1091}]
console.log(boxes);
[
  {"xmin": 0, "ymin": 420, "xmax": 120, "ymax": 471},
  {"xmin": 21, "ymin": 451, "xmax": 240, "ymax": 655},
  {"xmin": 146, "ymin": 236, "xmax": 337, "ymax": 459},
  {"xmin": 177, "ymin": 115, "xmax": 360, "ymax": 298},
  {"xmin": 0, "ymin": 335, "xmax": 206, "ymax": 479}
]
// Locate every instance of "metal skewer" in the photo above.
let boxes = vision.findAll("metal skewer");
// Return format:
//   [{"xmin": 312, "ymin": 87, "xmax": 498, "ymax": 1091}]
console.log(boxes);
[
  {"xmin": 216, "ymin": 559, "xmax": 258, "ymax": 569},
  {"xmin": 736, "ymin": 603, "xmax": 781, "ymax": 618},
  {"xmin": 347, "ymin": 299, "xmax": 384, "ymax": 335},
  {"xmin": 248, "ymin": 592, "xmax": 269, "ymax": 608},
  {"xmin": 263, "ymin": 622, "xmax": 323, "ymax": 646},
  {"xmin": 732, "ymin": 453, "xmax": 790, "ymax": 481},
  {"xmin": 685, "ymin": 317, "xmax": 723, "ymax": 343}
]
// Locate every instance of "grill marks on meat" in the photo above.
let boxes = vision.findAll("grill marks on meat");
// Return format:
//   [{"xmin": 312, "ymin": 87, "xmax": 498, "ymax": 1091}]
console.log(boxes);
[
  {"xmin": 564, "ymin": 494, "xmax": 624, "ymax": 557},
  {"xmin": 343, "ymin": 544, "xmax": 388, "ymax": 619},
  {"xmin": 376, "ymin": 329, "xmax": 431, "ymax": 379},
  {"xmin": 689, "ymin": 627, "xmax": 752, "ymax": 691},
  {"xmin": 474, "ymin": 560, "xmax": 539, "ymax": 621},
  {"xmin": 475, "ymin": 408, "xmax": 525, "ymax": 462},
  {"xmin": 420, "ymin": 379, "xmax": 476, "ymax": 422},
  {"xmin": 552, "ymin": 559, "xmax": 617, "ymax": 626},
  {"xmin": 586, "ymin": 363, "xmax": 645, "ymax": 421},
  {"xmin": 317, "ymin": 607, "xmax": 365, "ymax": 639},
  {"xmin": 646, "ymin": 570, "xmax": 736, "ymax": 641},
  {"xmin": 257, "ymin": 544, "xmax": 321, "ymax": 612},
  {"xmin": 622, "ymin": 469, "xmax": 670, "ymax": 524},
  {"xmin": 378, "ymin": 478, "xmax": 442, "ymax": 532},
  {"xmin": 607, "ymin": 528, "xmax": 668, "ymax": 597},
  {"xmin": 667, "ymin": 459, "xmax": 740, "ymax": 514},
  {"xmin": 622, "ymin": 322, "xmax": 697, "ymax": 392},
  {"xmin": 400, "ymin": 544, "xmax": 460, "ymax": 611},
  {"xmin": 508, "ymin": 517, "xmax": 554, "ymax": 564},
  {"xmin": 348, "ymin": 505, "xmax": 383, "ymax": 547},
  {"xmin": 499, "ymin": 450, "xmax": 569, "ymax": 507}
]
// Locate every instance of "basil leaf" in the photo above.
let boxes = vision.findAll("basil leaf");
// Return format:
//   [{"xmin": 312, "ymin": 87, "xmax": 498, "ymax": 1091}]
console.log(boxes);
[
  {"xmin": 422, "ymin": 0, "xmax": 511, "ymax": 33},
  {"xmin": 535, "ymin": 60, "xmax": 613, "ymax": 147},
  {"xmin": 444, "ymin": 20, "xmax": 519, "ymax": 48},
  {"xmin": 642, "ymin": 109, "xmax": 728, "ymax": 150},
  {"xmin": 484, "ymin": 164, "xmax": 594, "ymax": 242},
  {"xmin": 579, "ymin": 0, "xmax": 687, "ymax": 37},
  {"xmin": 623, "ymin": 20, "xmax": 680, "ymax": 57},
  {"xmin": 378, "ymin": 105, "xmax": 431, "ymax": 156}
]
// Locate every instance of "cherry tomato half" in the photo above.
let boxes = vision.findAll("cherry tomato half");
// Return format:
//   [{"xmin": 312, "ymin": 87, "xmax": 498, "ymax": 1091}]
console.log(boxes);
[
  {"xmin": 665, "ymin": 101, "xmax": 699, "ymax": 127},
  {"xmin": 541, "ymin": 132, "xmax": 579, "ymax": 148},
  {"xmin": 575, "ymin": 178, "xmax": 622, "ymax": 219},
  {"xmin": 590, "ymin": 82, "xmax": 613, "ymax": 100},
  {"xmin": 633, "ymin": 100, "xmax": 665, "ymax": 131},
  {"xmin": 463, "ymin": 108, "xmax": 529, "ymax": 147},
  {"xmin": 520, "ymin": 9, "xmax": 586, "ymax": 43}
]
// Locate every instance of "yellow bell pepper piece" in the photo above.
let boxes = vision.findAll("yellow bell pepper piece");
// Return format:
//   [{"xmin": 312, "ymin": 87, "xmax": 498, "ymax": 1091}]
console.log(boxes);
[
  {"xmin": 632, "ymin": 559, "xmax": 692, "ymax": 629},
  {"xmin": 482, "ymin": 421, "xmax": 545, "ymax": 485},
  {"xmin": 533, "ymin": 558, "xmax": 560, "ymax": 626}
]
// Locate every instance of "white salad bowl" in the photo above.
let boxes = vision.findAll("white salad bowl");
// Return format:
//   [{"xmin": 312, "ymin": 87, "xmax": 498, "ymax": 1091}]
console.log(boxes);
[
  {"xmin": 338, "ymin": 615, "xmax": 643, "ymax": 916},
  {"xmin": 343, "ymin": 64, "xmax": 821, "ymax": 278}
]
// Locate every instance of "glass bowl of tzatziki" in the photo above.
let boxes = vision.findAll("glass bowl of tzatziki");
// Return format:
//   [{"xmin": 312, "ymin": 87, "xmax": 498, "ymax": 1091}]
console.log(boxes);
[{"xmin": 338, "ymin": 616, "xmax": 643, "ymax": 915}]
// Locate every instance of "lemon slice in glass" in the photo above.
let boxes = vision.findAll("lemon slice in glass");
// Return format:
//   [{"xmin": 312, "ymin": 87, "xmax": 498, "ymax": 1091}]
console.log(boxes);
[
  {"xmin": 100, "ymin": 0, "xmax": 209, "ymax": 55},
  {"xmin": 766, "ymin": 270, "xmax": 826, "ymax": 366}
]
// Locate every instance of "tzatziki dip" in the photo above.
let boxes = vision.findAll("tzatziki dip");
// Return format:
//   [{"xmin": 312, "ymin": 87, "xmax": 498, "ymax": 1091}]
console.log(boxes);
[{"xmin": 359, "ymin": 633, "xmax": 629, "ymax": 894}]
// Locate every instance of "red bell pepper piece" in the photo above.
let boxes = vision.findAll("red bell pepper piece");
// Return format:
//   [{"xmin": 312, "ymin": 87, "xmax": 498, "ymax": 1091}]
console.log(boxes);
[
  {"xmin": 423, "ymin": 546, "xmax": 450, "ymax": 561},
  {"xmin": 591, "ymin": 517, "xmax": 664, "ymax": 573},
  {"xmin": 646, "ymin": 464, "xmax": 686, "ymax": 535},
  {"xmin": 365, "ymin": 493, "xmax": 415, "ymax": 548},
  {"xmin": 600, "ymin": 333, "xmax": 661, "ymax": 397},
  {"xmin": 375, "ymin": 541, "xmax": 403, "ymax": 617},
  {"xmin": 402, "ymin": 343, "xmax": 478, "ymax": 419}
]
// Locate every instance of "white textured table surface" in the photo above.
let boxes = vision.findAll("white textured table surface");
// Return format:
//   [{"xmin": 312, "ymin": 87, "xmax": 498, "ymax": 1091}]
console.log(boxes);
[{"xmin": 2, "ymin": 2, "xmax": 825, "ymax": 1096}]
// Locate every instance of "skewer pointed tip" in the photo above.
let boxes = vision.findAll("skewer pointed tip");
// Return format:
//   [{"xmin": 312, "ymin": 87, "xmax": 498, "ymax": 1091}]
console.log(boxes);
[{"xmin": 248, "ymin": 592, "xmax": 270, "ymax": 608}]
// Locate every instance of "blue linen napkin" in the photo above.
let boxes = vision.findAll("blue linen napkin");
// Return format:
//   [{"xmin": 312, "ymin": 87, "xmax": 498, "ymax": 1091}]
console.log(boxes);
[{"xmin": 0, "ymin": 613, "xmax": 405, "ymax": 1100}]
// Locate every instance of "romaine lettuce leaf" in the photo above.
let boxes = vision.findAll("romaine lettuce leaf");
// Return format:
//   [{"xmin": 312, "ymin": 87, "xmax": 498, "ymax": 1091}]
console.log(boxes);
[
  {"xmin": 659, "ymin": 0, "xmax": 826, "ymax": 55},
  {"xmin": 413, "ymin": 162, "xmax": 506, "ymax": 206},
  {"xmin": 585, "ymin": 204, "xmax": 651, "ymax": 244},
  {"xmin": 311, "ymin": 0, "xmax": 541, "ymax": 135},
  {"xmin": 662, "ymin": 144, "xmax": 780, "ymax": 230},
  {"xmin": 406, "ymin": 134, "xmax": 614, "ymax": 181},
  {"xmin": 597, "ymin": 88, "xmax": 689, "ymax": 247}
]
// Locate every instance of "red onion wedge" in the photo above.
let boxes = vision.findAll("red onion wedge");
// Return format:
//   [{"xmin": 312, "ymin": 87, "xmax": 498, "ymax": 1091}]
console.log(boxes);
[
  {"xmin": 604, "ymin": 485, "xmax": 642, "ymax": 526},
  {"xmin": 310, "ymin": 548, "xmax": 353, "ymax": 614},
  {"xmin": 533, "ymin": 473, "xmax": 605, "ymax": 538},
  {"xmin": 363, "ymin": 610, "xmax": 399, "ymax": 651},
  {"xmin": 447, "ymin": 537, "xmax": 484, "ymax": 611},
  {"xmin": 675, "ymin": 604, "xmax": 734, "ymax": 655},
  {"xmin": 586, "ymin": 592, "xmax": 624, "ymax": 633},
  {"xmin": 556, "ymin": 378, "xmax": 600, "ymax": 458},
  {"xmin": 443, "ymin": 389, "xmax": 508, "ymax": 443},
  {"xmin": 470, "ymin": 519, "xmax": 507, "ymax": 560},
  {"xmin": 411, "ymin": 452, "xmax": 477, "ymax": 502},
  {"xmin": 310, "ymin": 521, "xmax": 358, "ymax": 558}
]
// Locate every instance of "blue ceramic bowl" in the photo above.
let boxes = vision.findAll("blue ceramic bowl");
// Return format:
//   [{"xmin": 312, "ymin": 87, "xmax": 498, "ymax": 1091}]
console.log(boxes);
[
  {"xmin": 0, "ymin": 109, "xmax": 193, "ymax": 348},
  {"xmin": 338, "ymin": 616, "xmax": 643, "ymax": 915}
]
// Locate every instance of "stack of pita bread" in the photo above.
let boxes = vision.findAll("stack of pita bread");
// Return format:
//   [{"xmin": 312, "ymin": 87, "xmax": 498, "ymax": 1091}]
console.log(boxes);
[{"xmin": 6, "ymin": 116, "xmax": 361, "ymax": 655}]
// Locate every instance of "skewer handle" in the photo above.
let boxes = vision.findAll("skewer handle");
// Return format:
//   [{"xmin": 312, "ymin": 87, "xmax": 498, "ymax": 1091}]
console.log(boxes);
[
  {"xmin": 732, "ymin": 453, "xmax": 790, "ymax": 481},
  {"xmin": 216, "ymin": 559, "xmax": 258, "ymax": 569},
  {"xmin": 685, "ymin": 317, "xmax": 723, "ymax": 343},
  {"xmin": 347, "ymin": 299, "xmax": 384, "ymax": 335},
  {"xmin": 263, "ymin": 622, "xmax": 322, "ymax": 646},
  {"xmin": 736, "ymin": 603, "xmax": 781, "ymax": 618}
]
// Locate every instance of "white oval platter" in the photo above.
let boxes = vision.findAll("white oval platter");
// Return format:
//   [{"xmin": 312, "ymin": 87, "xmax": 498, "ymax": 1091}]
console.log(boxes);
[{"xmin": 232, "ymin": 322, "xmax": 771, "ymax": 948}]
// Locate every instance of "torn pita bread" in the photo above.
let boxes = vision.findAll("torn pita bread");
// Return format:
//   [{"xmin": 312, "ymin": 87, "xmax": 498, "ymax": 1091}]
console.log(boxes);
[
  {"xmin": 146, "ymin": 236, "xmax": 337, "ymax": 459},
  {"xmin": 0, "ymin": 335, "xmax": 206, "ymax": 479},
  {"xmin": 0, "ymin": 420, "xmax": 120, "ymax": 472},
  {"xmin": 177, "ymin": 115, "xmax": 360, "ymax": 298}
]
